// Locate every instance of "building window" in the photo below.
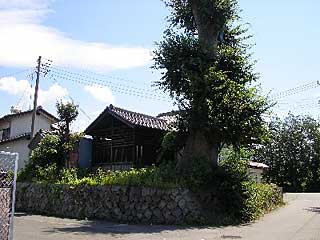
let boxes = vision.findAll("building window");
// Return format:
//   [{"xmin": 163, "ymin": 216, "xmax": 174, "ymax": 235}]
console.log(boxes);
[{"xmin": 1, "ymin": 128, "xmax": 10, "ymax": 140}]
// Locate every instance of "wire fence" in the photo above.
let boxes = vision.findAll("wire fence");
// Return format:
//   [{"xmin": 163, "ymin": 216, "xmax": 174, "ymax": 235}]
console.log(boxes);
[{"xmin": 0, "ymin": 152, "xmax": 18, "ymax": 240}]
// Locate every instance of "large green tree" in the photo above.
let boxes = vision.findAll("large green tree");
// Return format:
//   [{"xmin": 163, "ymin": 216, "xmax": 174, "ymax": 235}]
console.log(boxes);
[
  {"xmin": 56, "ymin": 100, "xmax": 79, "ymax": 167},
  {"xmin": 56, "ymin": 100, "xmax": 79, "ymax": 145},
  {"xmin": 253, "ymin": 115, "xmax": 320, "ymax": 192},
  {"xmin": 153, "ymin": 0, "xmax": 270, "ymax": 169}
]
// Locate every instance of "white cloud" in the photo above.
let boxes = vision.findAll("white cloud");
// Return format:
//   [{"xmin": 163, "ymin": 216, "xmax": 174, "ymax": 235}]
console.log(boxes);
[
  {"xmin": 38, "ymin": 84, "xmax": 68, "ymax": 106},
  {"xmin": 84, "ymin": 85, "xmax": 115, "ymax": 104},
  {"xmin": 0, "ymin": 1, "xmax": 151, "ymax": 71},
  {"xmin": 0, "ymin": 76, "xmax": 68, "ymax": 109},
  {"xmin": 0, "ymin": 77, "xmax": 31, "ymax": 95},
  {"xmin": 0, "ymin": 0, "xmax": 51, "ymax": 9}
]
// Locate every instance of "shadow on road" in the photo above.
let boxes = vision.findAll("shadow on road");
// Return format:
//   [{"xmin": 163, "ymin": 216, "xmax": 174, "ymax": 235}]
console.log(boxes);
[
  {"xmin": 14, "ymin": 212, "xmax": 249, "ymax": 237},
  {"xmin": 41, "ymin": 220, "xmax": 247, "ymax": 236},
  {"xmin": 42, "ymin": 221, "xmax": 203, "ymax": 236},
  {"xmin": 305, "ymin": 207, "xmax": 320, "ymax": 213}
]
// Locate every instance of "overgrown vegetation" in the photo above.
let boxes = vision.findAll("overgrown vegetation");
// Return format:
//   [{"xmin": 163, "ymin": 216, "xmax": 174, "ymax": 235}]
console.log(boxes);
[
  {"xmin": 22, "ymin": 162, "xmax": 180, "ymax": 188},
  {"xmin": 18, "ymin": 101, "xmax": 80, "ymax": 181},
  {"xmin": 253, "ymin": 114, "xmax": 320, "ymax": 192},
  {"xmin": 18, "ymin": 147, "xmax": 282, "ymax": 223}
]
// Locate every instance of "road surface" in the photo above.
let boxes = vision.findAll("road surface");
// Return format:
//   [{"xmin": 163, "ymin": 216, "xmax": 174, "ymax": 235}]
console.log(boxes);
[{"xmin": 13, "ymin": 193, "xmax": 320, "ymax": 240}]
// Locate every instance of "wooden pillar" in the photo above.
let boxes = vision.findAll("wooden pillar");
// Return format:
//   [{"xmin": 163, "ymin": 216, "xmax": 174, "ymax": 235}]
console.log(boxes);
[
  {"xmin": 132, "ymin": 128, "xmax": 136, "ymax": 166},
  {"xmin": 111, "ymin": 118, "xmax": 113, "ymax": 163}
]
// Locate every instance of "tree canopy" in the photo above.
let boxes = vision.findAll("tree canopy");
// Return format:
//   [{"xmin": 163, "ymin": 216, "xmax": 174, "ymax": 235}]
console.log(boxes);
[
  {"xmin": 253, "ymin": 114, "xmax": 320, "ymax": 192},
  {"xmin": 153, "ymin": 0, "xmax": 270, "ymax": 168}
]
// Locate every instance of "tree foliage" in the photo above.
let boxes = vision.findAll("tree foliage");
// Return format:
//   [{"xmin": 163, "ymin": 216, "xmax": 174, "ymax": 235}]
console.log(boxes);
[
  {"xmin": 56, "ymin": 100, "xmax": 79, "ymax": 166},
  {"xmin": 154, "ymin": 0, "xmax": 270, "ymax": 168},
  {"xmin": 56, "ymin": 100, "xmax": 79, "ymax": 140},
  {"xmin": 18, "ymin": 134, "xmax": 63, "ymax": 181},
  {"xmin": 18, "ymin": 101, "xmax": 80, "ymax": 180},
  {"xmin": 253, "ymin": 114, "xmax": 320, "ymax": 192}
]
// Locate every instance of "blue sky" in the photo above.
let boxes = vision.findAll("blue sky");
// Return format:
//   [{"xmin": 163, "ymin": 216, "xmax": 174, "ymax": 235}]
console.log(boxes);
[{"xmin": 0, "ymin": 0, "xmax": 320, "ymax": 131}]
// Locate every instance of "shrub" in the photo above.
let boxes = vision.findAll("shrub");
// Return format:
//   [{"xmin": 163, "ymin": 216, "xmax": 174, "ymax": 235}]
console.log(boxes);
[
  {"xmin": 183, "ymin": 157, "xmax": 214, "ymax": 190},
  {"xmin": 240, "ymin": 182, "xmax": 283, "ymax": 221},
  {"xmin": 34, "ymin": 164, "xmax": 60, "ymax": 183},
  {"xmin": 209, "ymin": 148, "xmax": 283, "ymax": 222},
  {"xmin": 27, "ymin": 163, "xmax": 180, "ymax": 188},
  {"xmin": 30, "ymin": 134, "xmax": 64, "ymax": 168},
  {"xmin": 18, "ymin": 134, "xmax": 64, "ymax": 182}
]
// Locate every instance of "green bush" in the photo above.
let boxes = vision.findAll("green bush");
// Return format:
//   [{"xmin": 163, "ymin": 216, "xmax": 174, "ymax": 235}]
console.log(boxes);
[
  {"xmin": 182, "ymin": 157, "xmax": 214, "ymax": 190},
  {"xmin": 27, "ymin": 162, "xmax": 181, "ymax": 188},
  {"xmin": 34, "ymin": 164, "xmax": 60, "ymax": 183},
  {"xmin": 210, "ymin": 148, "xmax": 283, "ymax": 223},
  {"xmin": 18, "ymin": 134, "xmax": 64, "ymax": 182},
  {"xmin": 241, "ymin": 182, "xmax": 283, "ymax": 221},
  {"xmin": 30, "ymin": 134, "xmax": 64, "ymax": 168}
]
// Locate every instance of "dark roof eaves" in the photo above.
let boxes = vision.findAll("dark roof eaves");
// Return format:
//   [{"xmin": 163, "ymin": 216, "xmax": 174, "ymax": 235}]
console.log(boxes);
[
  {"xmin": 107, "ymin": 110, "xmax": 135, "ymax": 128},
  {"xmin": 85, "ymin": 106, "xmax": 135, "ymax": 134},
  {"xmin": 86, "ymin": 105, "xmax": 170, "ymax": 133},
  {"xmin": 0, "ymin": 133, "xmax": 31, "ymax": 144}
]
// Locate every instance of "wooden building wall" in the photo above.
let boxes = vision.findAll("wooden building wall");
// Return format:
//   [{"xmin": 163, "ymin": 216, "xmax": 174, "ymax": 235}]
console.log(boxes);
[{"xmin": 90, "ymin": 115, "xmax": 165, "ymax": 168}]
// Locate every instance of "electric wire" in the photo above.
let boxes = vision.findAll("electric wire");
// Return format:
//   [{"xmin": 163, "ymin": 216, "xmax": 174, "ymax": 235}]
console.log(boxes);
[
  {"xmin": 0, "ymin": 68, "xmax": 33, "ymax": 79},
  {"xmin": 49, "ymin": 74, "xmax": 92, "ymax": 122}
]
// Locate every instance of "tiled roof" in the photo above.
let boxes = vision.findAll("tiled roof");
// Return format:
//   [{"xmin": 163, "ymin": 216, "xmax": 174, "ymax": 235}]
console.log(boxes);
[
  {"xmin": 109, "ymin": 105, "xmax": 170, "ymax": 130},
  {"xmin": 249, "ymin": 161, "xmax": 269, "ymax": 169},
  {"xmin": 0, "ymin": 132, "xmax": 31, "ymax": 144},
  {"xmin": 157, "ymin": 110, "xmax": 181, "ymax": 126},
  {"xmin": 86, "ymin": 105, "xmax": 170, "ymax": 132},
  {"xmin": 0, "ymin": 106, "xmax": 58, "ymax": 123}
]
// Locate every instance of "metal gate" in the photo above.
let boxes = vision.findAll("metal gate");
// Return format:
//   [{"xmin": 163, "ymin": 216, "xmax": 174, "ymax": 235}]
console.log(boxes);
[{"xmin": 0, "ymin": 151, "xmax": 18, "ymax": 240}]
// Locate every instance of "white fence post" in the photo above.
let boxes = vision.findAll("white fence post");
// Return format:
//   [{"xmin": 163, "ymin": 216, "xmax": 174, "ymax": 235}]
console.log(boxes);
[{"xmin": 0, "ymin": 151, "xmax": 18, "ymax": 240}]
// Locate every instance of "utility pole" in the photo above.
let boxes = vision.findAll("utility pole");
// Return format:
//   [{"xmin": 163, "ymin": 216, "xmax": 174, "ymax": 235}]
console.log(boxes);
[{"xmin": 30, "ymin": 56, "xmax": 41, "ymax": 138}]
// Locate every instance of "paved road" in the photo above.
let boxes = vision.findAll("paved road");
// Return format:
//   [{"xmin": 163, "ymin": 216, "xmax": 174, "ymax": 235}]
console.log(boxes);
[{"xmin": 13, "ymin": 194, "xmax": 320, "ymax": 240}]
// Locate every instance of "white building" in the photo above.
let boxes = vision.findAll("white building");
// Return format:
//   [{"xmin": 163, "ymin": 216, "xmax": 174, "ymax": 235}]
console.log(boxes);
[{"xmin": 0, "ymin": 107, "xmax": 58, "ymax": 170}]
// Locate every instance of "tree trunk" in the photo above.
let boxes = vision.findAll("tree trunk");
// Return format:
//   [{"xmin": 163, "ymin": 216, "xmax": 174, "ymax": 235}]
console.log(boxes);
[
  {"xmin": 191, "ymin": 0, "xmax": 219, "ymax": 60},
  {"xmin": 177, "ymin": 0, "xmax": 223, "ymax": 172},
  {"xmin": 178, "ymin": 130, "xmax": 219, "ymax": 171}
]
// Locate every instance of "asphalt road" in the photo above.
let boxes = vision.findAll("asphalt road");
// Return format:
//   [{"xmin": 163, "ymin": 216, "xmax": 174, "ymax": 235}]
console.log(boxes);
[{"xmin": 13, "ymin": 193, "xmax": 320, "ymax": 240}]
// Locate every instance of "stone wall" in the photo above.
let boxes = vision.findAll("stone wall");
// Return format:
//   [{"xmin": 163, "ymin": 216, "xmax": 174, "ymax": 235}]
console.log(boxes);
[{"xmin": 16, "ymin": 183, "xmax": 215, "ymax": 224}]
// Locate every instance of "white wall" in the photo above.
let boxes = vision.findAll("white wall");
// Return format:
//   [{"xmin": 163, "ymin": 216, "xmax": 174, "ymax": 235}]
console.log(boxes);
[
  {"xmin": 9, "ymin": 114, "xmax": 32, "ymax": 137},
  {"xmin": 0, "ymin": 112, "xmax": 56, "ymax": 170},
  {"xmin": 0, "ymin": 138, "xmax": 30, "ymax": 170},
  {"xmin": 248, "ymin": 168, "xmax": 264, "ymax": 183},
  {"xmin": 34, "ymin": 114, "xmax": 52, "ymax": 134},
  {"xmin": 9, "ymin": 113, "xmax": 52, "ymax": 137}
]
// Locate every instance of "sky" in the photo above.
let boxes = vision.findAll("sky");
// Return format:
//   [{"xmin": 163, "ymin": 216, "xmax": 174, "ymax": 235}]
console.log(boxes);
[{"xmin": 0, "ymin": 0, "xmax": 320, "ymax": 131}]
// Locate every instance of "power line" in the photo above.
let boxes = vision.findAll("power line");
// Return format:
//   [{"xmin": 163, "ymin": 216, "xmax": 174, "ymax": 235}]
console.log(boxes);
[
  {"xmin": 42, "ymin": 61, "xmax": 170, "ymax": 101},
  {"xmin": 0, "ymin": 68, "xmax": 33, "ymax": 79},
  {"xmin": 68, "ymin": 96, "xmax": 92, "ymax": 121},
  {"xmin": 46, "ymin": 72, "xmax": 171, "ymax": 102},
  {"xmin": 42, "ymin": 57, "xmax": 152, "ymax": 88},
  {"xmin": 49, "ymin": 74, "xmax": 92, "ymax": 122},
  {"xmin": 271, "ymin": 80, "xmax": 320, "ymax": 100},
  {"xmin": 48, "ymin": 66, "xmax": 162, "ymax": 95}
]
